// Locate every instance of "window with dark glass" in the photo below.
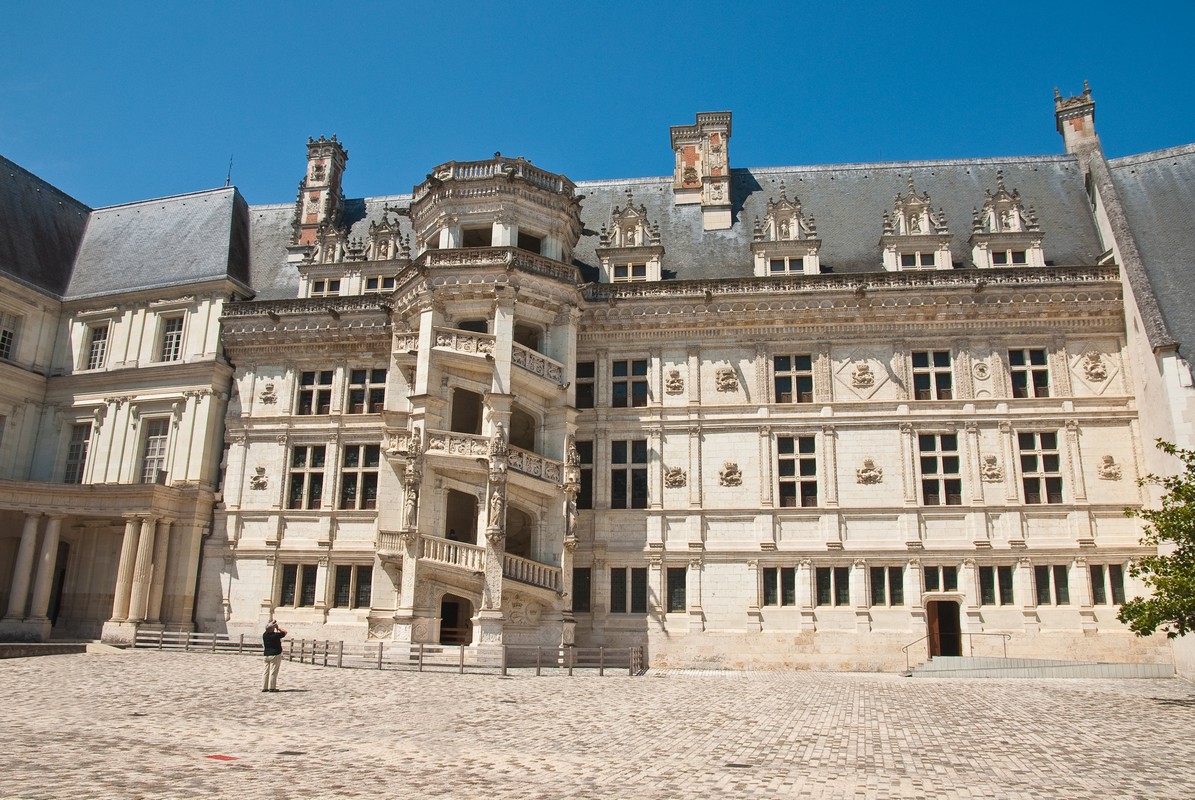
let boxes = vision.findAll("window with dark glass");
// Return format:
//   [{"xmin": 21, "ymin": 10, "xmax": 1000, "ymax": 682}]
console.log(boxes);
[
  {"xmin": 63, "ymin": 423, "xmax": 92, "ymax": 484},
  {"xmin": 979, "ymin": 565, "xmax": 1015, "ymax": 605},
  {"xmin": 576, "ymin": 440, "xmax": 594, "ymax": 510},
  {"xmin": 612, "ymin": 359, "xmax": 648, "ymax": 408},
  {"xmin": 774, "ymin": 355, "xmax": 813, "ymax": 403},
  {"xmin": 667, "ymin": 567, "xmax": 687, "ymax": 613},
  {"xmin": 762, "ymin": 567, "xmax": 798, "ymax": 607},
  {"xmin": 575, "ymin": 362, "xmax": 595, "ymax": 410},
  {"xmin": 611, "ymin": 439, "xmax": 648, "ymax": 509},
  {"xmin": 288, "ymin": 445, "xmax": 326, "ymax": 509},
  {"xmin": 333, "ymin": 564, "xmax": 372, "ymax": 608},
  {"xmin": 1034, "ymin": 564, "xmax": 1070, "ymax": 605},
  {"xmin": 347, "ymin": 369, "xmax": 386, "ymax": 413},
  {"xmin": 296, "ymin": 370, "xmax": 333, "ymax": 415},
  {"xmin": 339, "ymin": 444, "xmax": 380, "ymax": 510},
  {"xmin": 609, "ymin": 567, "xmax": 648, "ymax": 614},
  {"xmin": 573, "ymin": 567, "xmax": 592, "ymax": 613},
  {"xmin": 1009, "ymin": 348, "xmax": 1049, "ymax": 398},
  {"xmin": 778, "ymin": 435, "xmax": 817, "ymax": 507},
  {"xmin": 919, "ymin": 433, "xmax": 962, "ymax": 505},
  {"xmin": 815, "ymin": 566, "xmax": 850, "ymax": 606},
  {"xmin": 912, "ymin": 351, "xmax": 952, "ymax": 400},
  {"xmin": 1090, "ymin": 564, "xmax": 1126, "ymax": 605},
  {"xmin": 900, "ymin": 252, "xmax": 936, "ymax": 268},
  {"xmin": 923, "ymin": 565, "xmax": 958, "ymax": 592},
  {"xmin": 1019, "ymin": 431, "xmax": 1062, "ymax": 504},
  {"xmin": 870, "ymin": 566, "xmax": 904, "ymax": 606}
]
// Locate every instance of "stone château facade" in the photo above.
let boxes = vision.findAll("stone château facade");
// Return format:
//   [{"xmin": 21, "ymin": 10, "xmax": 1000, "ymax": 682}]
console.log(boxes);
[{"xmin": 3, "ymin": 85, "xmax": 1195, "ymax": 671}]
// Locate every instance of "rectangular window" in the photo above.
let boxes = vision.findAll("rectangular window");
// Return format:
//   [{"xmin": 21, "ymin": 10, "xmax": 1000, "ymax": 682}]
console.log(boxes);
[
  {"xmin": 576, "ymin": 440, "xmax": 594, "ymax": 510},
  {"xmin": 979, "ymin": 565, "xmax": 1015, "ymax": 605},
  {"xmin": 365, "ymin": 276, "xmax": 396, "ymax": 291},
  {"xmin": 992, "ymin": 250, "xmax": 1027, "ymax": 266},
  {"xmin": 573, "ymin": 567, "xmax": 592, "ymax": 613},
  {"xmin": 288, "ymin": 445, "xmax": 326, "ymax": 509},
  {"xmin": 613, "ymin": 263, "xmax": 647, "ymax": 282},
  {"xmin": 611, "ymin": 359, "xmax": 648, "ymax": 408},
  {"xmin": 609, "ymin": 567, "xmax": 648, "ymax": 614},
  {"xmin": 347, "ymin": 368, "xmax": 386, "ymax": 414},
  {"xmin": 0, "ymin": 311, "xmax": 20, "ymax": 360},
  {"xmin": 774, "ymin": 354, "xmax": 814, "ymax": 403},
  {"xmin": 299, "ymin": 564, "xmax": 318, "ymax": 606},
  {"xmin": 86, "ymin": 324, "xmax": 109, "ymax": 370},
  {"xmin": 923, "ymin": 565, "xmax": 958, "ymax": 593},
  {"xmin": 575, "ymin": 362, "xmax": 595, "ymax": 410},
  {"xmin": 1090, "ymin": 564, "xmax": 1127, "ymax": 605},
  {"xmin": 280, "ymin": 563, "xmax": 320, "ymax": 607},
  {"xmin": 280, "ymin": 564, "xmax": 298, "ymax": 606},
  {"xmin": 919, "ymin": 433, "xmax": 962, "ymax": 505},
  {"xmin": 1034, "ymin": 564, "xmax": 1071, "ymax": 605},
  {"xmin": 611, "ymin": 439, "xmax": 648, "ymax": 509},
  {"xmin": 768, "ymin": 256, "xmax": 804, "ymax": 274},
  {"xmin": 140, "ymin": 419, "xmax": 170, "ymax": 484},
  {"xmin": 339, "ymin": 444, "xmax": 380, "ymax": 510},
  {"xmin": 1009, "ymin": 348, "xmax": 1049, "ymax": 398},
  {"xmin": 159, "ymin": 316, "xmax": 184, "ymax": 362},
  {"xmin": 815, "ymin": 567, "xmax": 850, "ymax": 606},
  {"xmin": 63, "ymin": 423, "xmax": 92, "ymax": 484},
  {"xmin": 900, "ymin": 252, "xmax": 936, "ymax": 268},
  {"xmin": 333, "ymin": 565, "xmax": 372, "ymax": 609},
  {"xmin": 667, "ymin": 567, "xmax": 687, "ymax": 613},
  {"xmin": 778, "ymin": 435, "xmax": 817, "ymax": 508},
  {"xmin": 1019, "ymin": 431, "xmax": 1063, "ymax": 504},
  {"xmin": 296, "ymin": 370, "xmax": 334, "ymax": 415},
  {"xmin": 870, "ymin": 566, "xmax": 904, "ymax": 606},
  {"xmin": 762, "ymin": 567, "xmax": 798, "ymax": 607},
  {"xmin": 310, "ymin": 278, "xmax": 341, "ymax": 297},
  {"xmin": 911, "ymin": 351, "xmax": 952, "ymax": 400}
]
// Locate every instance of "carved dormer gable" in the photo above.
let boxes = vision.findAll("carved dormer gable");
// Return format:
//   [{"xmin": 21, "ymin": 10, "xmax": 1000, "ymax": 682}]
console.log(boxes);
[
  {"xmin": 879, "ymin": 177, "xmax": 953, "ymax": 271},
  {"xmin": 365, "ymin": 207, "xmax": 411, "ymax": 263},
  {"xmin": 969, "ymin": 171, "xmax": 1046, "ymax": 268},
  {"xmin": 595, "ymin": 189, "xmax": 665, "ymax": 283},
  {"xmin": 750, "ymin": 182, "xmax": 821, "ymax": 276}
]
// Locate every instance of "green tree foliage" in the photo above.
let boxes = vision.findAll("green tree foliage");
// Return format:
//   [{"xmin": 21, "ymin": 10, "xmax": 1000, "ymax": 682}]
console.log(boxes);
[{"xmin": 1119, "ymin": 441, "xmax": 1195, "ymax": 638}]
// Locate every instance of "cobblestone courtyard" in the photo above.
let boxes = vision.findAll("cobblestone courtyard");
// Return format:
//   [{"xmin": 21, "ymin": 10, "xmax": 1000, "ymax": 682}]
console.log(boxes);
[{"xmin": 2, "ymin": 651, "xmax": 1193, "ymax": 799}]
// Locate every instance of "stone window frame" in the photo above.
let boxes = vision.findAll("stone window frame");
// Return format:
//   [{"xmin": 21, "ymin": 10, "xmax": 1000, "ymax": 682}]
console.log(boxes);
[
  {"xmin": 295, "ymin": 370, "xmax": 334, "ymax": 415},
  {"xmin": 346, "ymin": 368, "xmax": 386, "ymax": 414},
  {"xmin": 611, "ymin": 359, "xmax": 648, "ymax": 408},
  {"xmin": 1033, "ymin": 563, "xmax": 1071, "ymax": 606},
  {"xmin": 918, "ymin": 432, "xmax": 962, "ymax": 506},
  {"xmin": 1017, "ymin": 430, "xmax": 1063, "ymax": 504},
  {"xmin": 815, "ymin": 566, "xmax": 850, "ymax": 607},
  {"xmin": 777, "ymin": 434, "xmax": 817, "ymax": 508},
  {"xmin": 761, "ymin": 566, "xmax": 797, "ymax": 607},
  {"xmin": 287, "ymin": 444, "xmax": 326, "ymax": 510},
  {"xmin": 610, "ymin": 438, "xmax": 648, "ymax": 509},
  {"xmin": 139, "ymin": 417, "xmax": 171, "ymax": 484},
  {"xmin": 63, "ymin": 422, "xmax": 93, "ymax": 485},
  {"xmin": 157, "ymin": 314, "xmax": 186, "ymax": 363},
  {"xmin": 331, "ymin": 563, "xmax": 372, "ymax": 609},
  {"xmin": 911, "ymin": 350, "xmax": 953, "ymax": 400},
  {"xmin": 1008, "ymin": 347, "xmax": 1050, "ymax": 398},
  {"xmin": 338, "ymin": 443, "xmax": 381, "ymax": 510},
  {"xmin": 869, "ymin": 565, "xmax": 905, "ymax": 607},
  {"xmin": 608, "ymin": 566, "xmax": 648, "ymax": 614},
  {"xmin": 1089, "ymin": 563, "xmax": 1127, "ymax": 606},
  {"xmin": 978, "ymin": 565, "xmax": 1016, "ymax": 606},
  {"xmin": 773, "ymin": 354, "xmax": 814, "ymax": 404},
  {"xmin": 279, "ymin": 563, "xmax": 319, "ymax": 608}
]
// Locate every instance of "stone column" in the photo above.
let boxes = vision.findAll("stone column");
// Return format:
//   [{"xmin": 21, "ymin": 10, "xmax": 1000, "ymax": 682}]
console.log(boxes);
[
  {"xmin": 28, "ymin": 515, "xmax": 66, "ymax": 626},
  {"xmin": 797, "ymin": 558, "xmax": 815, "ymax": 631},
  {"xmin": 1017, "ymin": 556, "xmax": 1039, "ymax": 632},
  {"xmin": 851, "ymin": 559, "xmax": 870, "ymax": 632},
  {"xmin": 3, "ymin": 513, "xmax": 41, "ymax": 620},
  {"xmin": 147, "ymin": 518, "xmax": 174, "ymax": 624},
  {"xmin": 127, "ymin": 516, "xmax": 158, "ymax": 623},
  {"xmin": 1073, "ymin": 556, "xmax": 1097, "ymax": 632},
  {"xmin": 477, "ymin": 428, "xmax": 509, "ymax": 645},
  {"xmin": 109, "ymin": 516, "xmax": 141, "ymax": 621}
]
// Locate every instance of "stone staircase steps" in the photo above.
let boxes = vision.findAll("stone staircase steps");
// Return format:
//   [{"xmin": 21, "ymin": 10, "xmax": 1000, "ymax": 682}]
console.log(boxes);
[{"xmin": 908, "ymin": 656, "xmax": 1174, "ymax": 679}]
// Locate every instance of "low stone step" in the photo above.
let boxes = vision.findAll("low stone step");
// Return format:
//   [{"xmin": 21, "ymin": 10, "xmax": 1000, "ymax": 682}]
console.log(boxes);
[{"xmin": 909, "ymin": 656, "xmax": 1173, "ymax": 679}]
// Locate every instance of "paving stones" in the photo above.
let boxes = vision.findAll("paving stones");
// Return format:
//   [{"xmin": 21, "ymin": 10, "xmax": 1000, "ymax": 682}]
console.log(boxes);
[{"xmin": 1, "ymin": 651, "xmax": 1193, "ymax": 799}]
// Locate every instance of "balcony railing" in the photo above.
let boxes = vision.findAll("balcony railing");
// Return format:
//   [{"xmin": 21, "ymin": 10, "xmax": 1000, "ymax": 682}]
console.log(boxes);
[
  {"xmin": 508, "ymin": 446, "xmax": 563, "ymax": 484},
  {"xmin": 425, "ymin": 430, "xmax": 490, "ymax": 458},
  {"xmin": 420, "ymin": 535, "xmax": 486, "ymax": 572},
  {"xmin": 503, "ymin": 552, "xmax": 562, "ymax": 592},
  {"xmin": 512, "ymin": 342, "xmax": 566, "ymax": 385},
  {"xmin": 433, "ymin": 326, "xmax": 496, "ymax": 357},
  {"xmin": 414, "ymin": 157, "xmax": 577, "ymax": 200},
  {"xmin": 420, "ymin": 247, "xmax": 579, "ymax": 284}
]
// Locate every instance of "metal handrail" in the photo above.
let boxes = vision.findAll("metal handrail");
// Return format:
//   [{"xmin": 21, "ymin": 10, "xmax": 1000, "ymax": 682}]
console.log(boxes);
[{"xmin": 902, "ymin": 631, "xmax": 1012, "ymax": 671}]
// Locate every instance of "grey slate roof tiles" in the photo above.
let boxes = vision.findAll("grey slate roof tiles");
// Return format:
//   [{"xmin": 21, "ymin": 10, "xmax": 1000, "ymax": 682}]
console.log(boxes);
[{"xmin": 0, "ymin": 155, "xmax": 91, "ymax": 296}]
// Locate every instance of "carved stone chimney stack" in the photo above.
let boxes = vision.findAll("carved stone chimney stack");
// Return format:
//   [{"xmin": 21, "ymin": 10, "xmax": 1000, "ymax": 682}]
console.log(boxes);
[
  {"xmin": 294, "ymin": 135, "xmax": 349, "ymax": 247},
  {"xmin": 670, "ymin": 111, "xmax": 733, "ymax": 231},
  {"xmin": 1054, "ymin": 81, "xmax": 1099, "ymax": 157}
]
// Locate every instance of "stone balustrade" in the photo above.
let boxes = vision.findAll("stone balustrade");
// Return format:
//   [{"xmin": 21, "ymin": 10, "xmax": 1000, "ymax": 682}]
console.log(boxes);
[
  {"xmin": 420, "ymin": 247, "xmax": 579, "ymax": 284},
  {"xmin": 376, "ymin": 530, "xmax": 408, "ymax": 559},
  {"xmin": 433, "ymin": 326, "xmax": 496, "ymax": 356},
  {"xmin": 507, "ymin": 446, "xmax": 562, "ymax": 484},
  {"xmin": 425, "ymin": 430, "xmax": 489, "ymax": 458},
  {"xmin": 503, "ymin": 552, "xmax": 562, "ymax": 592},
  {"xmin": 512, "ymin": 342, "xmax": 566, "ymax": 385},
  {"xmin": 420, "ymin": 535, "xmax": 486, "ymax": 572}
]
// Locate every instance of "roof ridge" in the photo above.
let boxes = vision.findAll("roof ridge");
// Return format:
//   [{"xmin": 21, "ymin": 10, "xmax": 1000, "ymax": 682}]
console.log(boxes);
[
  {"xmin": 1109, "ymin": 142, "xmax": 1195, "ymax": 167},
  {"xmin": 92, "ymin": 185, "xmax": 236, "ymax": 212},
  {"xmin": 0, "ymin": 154, "xmax": 92, "ymax": 212}
]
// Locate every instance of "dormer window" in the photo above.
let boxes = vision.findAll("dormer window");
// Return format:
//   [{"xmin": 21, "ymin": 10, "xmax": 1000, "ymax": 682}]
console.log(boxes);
[
  {"xmin": 596, "ymin": 189, "xmax": 664, "ymax": 284},
  {"xmin": 752, "ymin": 183, "xmax": 820, "ymax": 276},
  {"xmin": 310, "ymin": 279, "xmax": 341, "ymax": 297},
  {"xmin": 970, "ymin": 172, "xmax": 1045, "ymax": 268},
  {"xmin": 364, "ymin": 275, "xmax": 396, "ymax": 292},
  {"xmin": 880, "ymin": 178, "xmax": 952, "ymax": 272}
]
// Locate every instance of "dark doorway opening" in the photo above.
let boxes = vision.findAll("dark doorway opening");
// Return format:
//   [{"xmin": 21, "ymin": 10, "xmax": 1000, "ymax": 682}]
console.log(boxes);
[
  {"xmin": 439, "ymin": 594, "xmax": 473, "ymax": 645},
  {"xmin": 926, "ymin": 599, "xmax": 962, "ymax": 657}
]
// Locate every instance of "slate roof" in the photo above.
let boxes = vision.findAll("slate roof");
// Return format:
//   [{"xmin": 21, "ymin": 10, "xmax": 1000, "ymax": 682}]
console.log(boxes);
[
  {"xmin": 0, "ymin": 155, "xmax": 91, "ymax": 296},
  {"xmin": 1109, "ymin": 144, "xmax": 1195, "ymax": 356},
  {"xmin": 66, "ymin": 187, "xmax": 250, "ymax": 300},
  {"xmin": 246, "ymin": 153, "xmax": 1105, "ymax": 294}
]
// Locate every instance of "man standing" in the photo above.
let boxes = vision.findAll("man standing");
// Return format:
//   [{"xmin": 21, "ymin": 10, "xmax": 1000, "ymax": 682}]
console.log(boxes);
[{"xmin": 262, "ymin": 621, "xmax": 287, "ymax": 692}]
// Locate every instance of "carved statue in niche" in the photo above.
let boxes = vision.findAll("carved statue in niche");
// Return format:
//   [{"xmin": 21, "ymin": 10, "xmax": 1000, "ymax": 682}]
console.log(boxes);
[
  {"xmin": 664, "ymin": 466, "xmax": 687, "ymax": 488},
  {"xmin": 856, "ymin": 459, "xmax": 883, "ymax": 484},
  {"xmin": 259, "ymin": 384, "xmax": 277, "ymax": 405},
  {"xmin": 1098, "ymin": 455, "xmax": 1122, "ymax": 481},
  {"xmin": 489, "ymin": 488, "xmax": 505, "ymax": 524},
  {"xmin": 851, "ymin": 363, "xmax": 875, "ymax": 388},
  {"xmin": 980, "ymin": 454, "xmax": 1004, "ymax": 482},
  {"xmin": 249, "ymin": 467, "xmax": 269, "ymax": 490},
  {"xmin": 403, "ymin": 482, "xmax": 419, "ymax": 529},
  {"xmin": 1083, "ymin": 351, "xmax": 1108, "ymax": 382},
  {"xmin": 665, "ymin": 369, "xmax": 685, "ymax": 395},
  {"xmin": 719, "ymin": 461, "xmax": 742, "ymax": 487},
  {"xmin": 715, "ymin": 367, "xmax": 738, "ymax": 392},
  {"xmin": 311, "ymin": 162, "xmax": 326, "ymax": 182}
]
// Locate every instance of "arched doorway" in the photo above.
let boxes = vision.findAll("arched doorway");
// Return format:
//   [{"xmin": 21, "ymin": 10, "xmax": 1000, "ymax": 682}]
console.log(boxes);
[
  {"xmin": 444, "ymin": 489, "xmax": 477, "ymax": 543},
  {"xmin": 926, "ymin": 599, "xmax": 962, "ymax": 657},
  {"xmin": 439, "ymin": 594, "xmax": 473, "ymax": 645},
  {"xmin": 509, "ymin": 406, "xmax": 537, "ymax": 451},
  {"xmin": 505, "ymin": 507, "xmax": 534, "ymax": 560}
]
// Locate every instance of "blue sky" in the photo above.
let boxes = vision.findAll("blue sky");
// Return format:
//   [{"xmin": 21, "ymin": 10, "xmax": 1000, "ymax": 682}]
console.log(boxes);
[{"xmin": 3, "ymin": 1, "xmax": 1193, "ymax": 208}]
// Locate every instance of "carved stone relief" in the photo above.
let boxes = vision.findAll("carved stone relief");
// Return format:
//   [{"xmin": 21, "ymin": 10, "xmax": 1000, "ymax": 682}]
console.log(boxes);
[
  {"xmin": 249, "ymin": 467, "xmax": 269, "ymax": 490},
  {"xmin": 851, "ymin": 363, "xmax": 875, "ymax": 388},
  {"xmin": 715, "ymin": 367, "xmax": 738, "ymax": 392},
  {"xmin": 719, "ymin": 461, "xmax": 742, "ymax": 487},
  {"xmin": 506, "ymin": 593, "xmax": 543, "ymax": 626},
  {"xmin": 664, "ymin": 467, "xmax": 687, "ymax": 488},
  {"xmin": 1082, "ymin": 351, "xmax": 1108, "ymax": 382},
  {"xmin": 259, "ymin": 384, "xmax": 277, "ymax": 405},
  {"xmin": 980, "ymin": 454, "xmax": 1004, "ymax": 482},
  {"xmin": 1097, "ymin": 455, "xmax": 1122, "ymax": 481},
  {"xmin": 664, "ymin": 369, "xmax": 685, "ymax": 395},
  {"xmin": 856, "ymin": 459, "xmax": 883, "ymax": 484}
]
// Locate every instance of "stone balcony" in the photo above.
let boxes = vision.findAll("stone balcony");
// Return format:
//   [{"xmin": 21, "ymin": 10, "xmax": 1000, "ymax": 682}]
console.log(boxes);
[{"xmin": 375, "ymin": 532, "xmax": 561, "ymax": 593}]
